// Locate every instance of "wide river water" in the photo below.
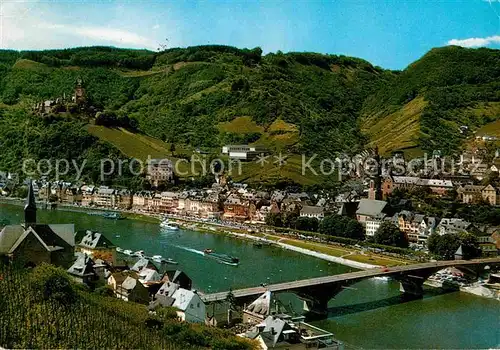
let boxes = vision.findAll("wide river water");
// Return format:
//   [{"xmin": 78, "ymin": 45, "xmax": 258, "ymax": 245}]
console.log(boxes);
[{"xmin": 1, "ymin": 203, "xmax": 499, "ymax": 349}]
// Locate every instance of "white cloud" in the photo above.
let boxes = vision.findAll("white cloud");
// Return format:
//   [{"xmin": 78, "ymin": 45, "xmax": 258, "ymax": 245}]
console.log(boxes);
[
  {"xmin": 46, "ymin": 24, "xmax": 158, "ymax": 50},
  {"xmin": 0, "ymin": 1, "xmax": 158, "ymax": 50},
  {"xmin": 447, "ymin": 35, "xmax": 500, "ymax": 48}
]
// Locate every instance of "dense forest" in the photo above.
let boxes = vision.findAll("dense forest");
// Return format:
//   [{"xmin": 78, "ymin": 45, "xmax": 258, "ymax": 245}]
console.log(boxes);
[{"xmin": 0, "ymin": 45, "xmax": 499, "ymax": 185}]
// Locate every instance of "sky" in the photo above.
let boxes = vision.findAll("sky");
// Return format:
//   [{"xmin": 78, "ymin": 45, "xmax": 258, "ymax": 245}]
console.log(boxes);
[{"xmin": 0, "ymin": 0, "xmax": 499, "ymax": 69}]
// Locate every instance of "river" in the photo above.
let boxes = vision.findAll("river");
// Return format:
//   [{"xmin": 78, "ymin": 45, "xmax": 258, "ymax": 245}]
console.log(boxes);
[{"xmin": 1, "ymin": 203, "xmax": 499, "ymax": 349}]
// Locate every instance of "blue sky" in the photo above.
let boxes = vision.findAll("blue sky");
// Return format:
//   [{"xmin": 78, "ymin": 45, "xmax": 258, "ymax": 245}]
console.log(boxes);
[{"xmin": 1, "ymin": 0, "xmax": 499, "ymax": 69}]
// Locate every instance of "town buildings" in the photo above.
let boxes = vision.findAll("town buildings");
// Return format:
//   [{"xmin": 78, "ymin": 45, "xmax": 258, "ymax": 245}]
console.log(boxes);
[{"xmin": 146, "ymin": 159, "xmax": 174, "ymax": 187}]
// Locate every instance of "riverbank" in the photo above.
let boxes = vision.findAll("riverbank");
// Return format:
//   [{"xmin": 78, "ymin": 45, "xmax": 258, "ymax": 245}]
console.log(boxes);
[
  {"xmin": 168, "ymin": 217, "xmax": 378, "ymax": 269},
  {"xmin": 0, "ymin": 197, "xmax": 160, "ymax": 224},
  {"xmin": 0, "ymin": 197, "xmax": 404, "ymax": 269}
]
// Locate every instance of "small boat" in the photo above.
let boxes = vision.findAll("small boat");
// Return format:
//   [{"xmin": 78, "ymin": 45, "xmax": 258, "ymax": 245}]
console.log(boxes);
[
  {"xmin": 203, "ymin": 249, "xmax": 239, "ymax": 266},
  {"xmin": 116, "ymin": 247, "xmax": 123, "ymax": 253},
  {"xmin": 103, "ymin": 212, "xmax": 124, "ymax": 220},
  {"xmin": 163, "ymin": 258, "xmax": 179, "ymax": 265},
  {"xmin": 160, "ymin": 221, "xmax": 179, "ymax": 230},
  {"xmin": 133, "ymin": 250, "xmax": 145, "ymax": 257},
  {"xmin": 123, "ymin": 249, "xmax": 133, "ymax": 256},
  {"xmin": 151, "ymin": 255, "xmax": 163, "ymax": 263}
]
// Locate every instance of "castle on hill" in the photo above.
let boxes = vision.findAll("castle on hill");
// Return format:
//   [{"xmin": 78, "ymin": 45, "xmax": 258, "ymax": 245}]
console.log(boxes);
[{"xmin": 33, "ymin": 78, "xmax": 92, "ymax": 116}]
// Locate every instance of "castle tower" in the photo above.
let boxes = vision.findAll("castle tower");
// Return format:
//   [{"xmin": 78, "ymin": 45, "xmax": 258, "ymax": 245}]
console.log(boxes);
[
  {"xmin": 73, "ymin": 78, "xmax": 86, "ymax": 104},
  {"xmin": 24, "ymin": 180, "xmax": 37, "ymax": 225}
]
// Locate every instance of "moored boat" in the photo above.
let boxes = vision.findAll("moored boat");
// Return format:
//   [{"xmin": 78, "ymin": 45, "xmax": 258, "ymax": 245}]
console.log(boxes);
[
  {"xmin": 116, "ymin": 247, "xmax": 123, "ymax": 253},
  {"xmin": 163, "ymin": 257, "xmax": 179, "ymax": 265},
  {"xmin": 133, "ymin": 250, "xmax": 145, "ymax": 257},
  {"xmin": 103, "ymin": 212, "xmax": 124, "ymax": 220},
  {"xmin": 151, "ymin": 255, "xmax": 163, "ymax": 263},
  {"xmin": 123, "ymin": 249, "xmax": 133, "ymax": 256}
]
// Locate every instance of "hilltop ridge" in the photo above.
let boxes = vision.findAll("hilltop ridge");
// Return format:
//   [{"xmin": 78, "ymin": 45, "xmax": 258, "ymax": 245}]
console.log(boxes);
[{"xmin": 0, "ymin": 45, "xmax": 499, "ymax": 185}]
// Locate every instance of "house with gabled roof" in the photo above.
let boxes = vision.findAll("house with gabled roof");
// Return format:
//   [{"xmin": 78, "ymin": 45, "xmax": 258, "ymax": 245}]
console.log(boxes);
[
  {"xmin": 67, "ymin": 253, "xmax": 97, "ymax": 284},
  {"xmin": 76, "ymin": 230, "xmax": 116, "ymax": 265},
  {"xmin": 356, "ymin": 199, "xmax": 389, "ymax": 226},
  {"xmin": 108, "ymin": 270, "xmax": 150, "ymax": 304},
  {"xmin": 0, "ymin": 182, "xmax": 75, "ymax": 268}
]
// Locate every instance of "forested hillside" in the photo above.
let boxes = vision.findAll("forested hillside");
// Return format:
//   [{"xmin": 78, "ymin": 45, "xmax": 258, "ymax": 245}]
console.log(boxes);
[{"xmin": 0, "ymin": 45, "xmax": 499, "ymax": 186}]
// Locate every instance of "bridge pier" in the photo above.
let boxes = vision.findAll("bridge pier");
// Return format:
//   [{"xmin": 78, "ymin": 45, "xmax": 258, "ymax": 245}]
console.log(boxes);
[
  {"xmin": 298, "ymin": 284, "xmax": 344, "ymax": 317},
  {"xmin": 399, "ymin": 276, "xmax": 424, "ymax": 297}
]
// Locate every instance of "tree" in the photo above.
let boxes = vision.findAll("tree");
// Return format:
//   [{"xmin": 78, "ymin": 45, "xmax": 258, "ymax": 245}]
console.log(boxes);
[
  {"xmin": 29, "ymin": 263, "xmax": 78, "ymax": 304},
  {"xmin": 458, "ymin": 232, "xmax": 481, "ymax": 259},
  {"xmin": 428, "ymin": 233, "xmax": 461, "ymax": 260},
  {"xmin": 373, "ymin": 221, "xmax": 409, "ymax": 248},
  {"xmin": 319, "ymin": 215, "xmax": 365, "ymax": 240},
  {"xmin": 282, "ymin": 211, "xmax": 299, "ymax": 228},
  {"xmin": 265, "ymin": 213, "xmax": 283, "ymax": 227},
  {"xmin": 295, "ymin": 216, "xmax": 319, "ymax": 232}
]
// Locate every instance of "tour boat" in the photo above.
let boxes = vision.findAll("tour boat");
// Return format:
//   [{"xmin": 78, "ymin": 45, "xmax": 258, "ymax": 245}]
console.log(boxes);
[
  {"xmin": 203, "ymin": 249, "xmax": 239, "ymax": 266},
  {"xmin": 123, "ymin": 249, "xmax": 133, "ymax": 256}
]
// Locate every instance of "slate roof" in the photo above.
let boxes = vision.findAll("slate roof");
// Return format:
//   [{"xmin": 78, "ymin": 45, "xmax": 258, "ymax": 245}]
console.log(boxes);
[
  {"xmin": 78, "ymin": 230, "xmax": 115, "ymax": 249},
  {"xmin": 300, "ymin": 206, "xmax": 324, "ymax": 215},
  {"xmin": 171, "ymin": 288, "xmax": 197, "ymax": 312},
  {"xmin": 122, "ymin": 276, "xmax": 138, "ymax": 290},
  {"xmin": 356, "ymin": 199, "xmax": 388, "ymax": 217},
  {"xmin": 67, "ymin": 254, "xmax": 95, "ymax": 277},
  {"xmin": 156, "ymin": 281, "xmax": 180, "ymax": 298},
  {"xmin": 245, "ymin": 291, "xmax": 272, "ymax": 316}
]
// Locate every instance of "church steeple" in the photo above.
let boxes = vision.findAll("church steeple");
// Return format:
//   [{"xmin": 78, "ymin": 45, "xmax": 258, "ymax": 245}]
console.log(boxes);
[{"xmin": 24, "ymin": 180, "xmax": 37, "ymax": 225}]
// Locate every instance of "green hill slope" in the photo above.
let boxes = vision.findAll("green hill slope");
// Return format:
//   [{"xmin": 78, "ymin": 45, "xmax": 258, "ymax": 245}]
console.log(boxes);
[
  {"xmin": 0, "ymin": 263, "xmax": 254, "ymax": 349},
  {"xmin": 362, "ymin": 46, "xmax": 500, "ymax": 156},
  {"xmin": 1, "ymin": 45, "xmax": 500, "ymax": 185}
]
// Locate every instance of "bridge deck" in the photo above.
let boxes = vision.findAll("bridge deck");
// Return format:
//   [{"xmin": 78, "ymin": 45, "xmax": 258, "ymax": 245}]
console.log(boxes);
[{"xmin": 201, "ymin": 258, "xmax": 500, "ymax": 303}]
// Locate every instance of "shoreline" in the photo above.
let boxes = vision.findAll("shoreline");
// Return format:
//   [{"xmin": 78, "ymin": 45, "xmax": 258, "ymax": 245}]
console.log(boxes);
[
  {"xmin": 168, "ymin": 216, "xmax": 377, "ymax": 269},
  {"xmin": 0, "ymin": 197, "xmax": 382, "ymax": 269}
]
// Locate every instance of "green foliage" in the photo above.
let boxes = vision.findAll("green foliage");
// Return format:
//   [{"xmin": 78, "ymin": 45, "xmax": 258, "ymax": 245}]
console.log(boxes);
[
  {"xmin": 427, "ymin": 232, "xmax": 481, "ymax": 260},
  {"xmin": 0, "ymin": 264, "xmax": 254, "ymax": 349},
  {"xmin": 265, "ymin": 212, "xmax": 283, "ymax": 227},
  {"xmin": 318, "ymin": 215, "xmax": 365, "ymax": 240},
  {"xmin": 29, "ymin": 263, "xmax": 78, "ymax": 304},
  {"xmin": 0, "ymin": 107, "xmax": 141, "ymax": 188},
  {"xmin": 295, "ymin": 216, "xmax": 319, "ymax": 232},
  {"xmin": 373, "ymin": 221, "xmax": 409, "ymax": 248},
  {"xmin": 363, "ymin": 46, "xmax": 500, "ymax": 154},
  {"xmin": 21, "ymin": 47, "xmax": 156, "ymax": 70},
  {"xmin": 2, "ymin": 45, "xmax": 499, "ymax": 184}
]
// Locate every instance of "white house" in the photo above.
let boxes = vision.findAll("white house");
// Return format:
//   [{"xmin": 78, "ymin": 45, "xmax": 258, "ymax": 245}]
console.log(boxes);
[
  {"xmin": 365, "ymin": 214, "xmax": 387, "ymax": 237},
  {"xmin": 155, "ymin": 281, "xmax": 205, "ymax": 323},
  {"xmin": 171, "ymin": 288, "xmax": 206, "ymax": 323},
  {"xmin": 221, "ymin": 145, "xmax": 267, "ymax": 161},
  {"xmin": 299, "ymin": 205, "xmax": 324, "ymax": 220}
]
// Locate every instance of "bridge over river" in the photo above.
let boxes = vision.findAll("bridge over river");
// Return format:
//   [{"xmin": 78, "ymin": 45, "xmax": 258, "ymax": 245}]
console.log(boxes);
[{"xmin": 201, "ymin": 258, "xmax": 500, "ymax": 314}]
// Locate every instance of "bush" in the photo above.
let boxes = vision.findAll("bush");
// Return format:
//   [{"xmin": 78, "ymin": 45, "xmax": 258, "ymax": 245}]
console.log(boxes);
[{"xmin": 29, "ymin": 263, "xmax": 78, "ymax": 304}]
